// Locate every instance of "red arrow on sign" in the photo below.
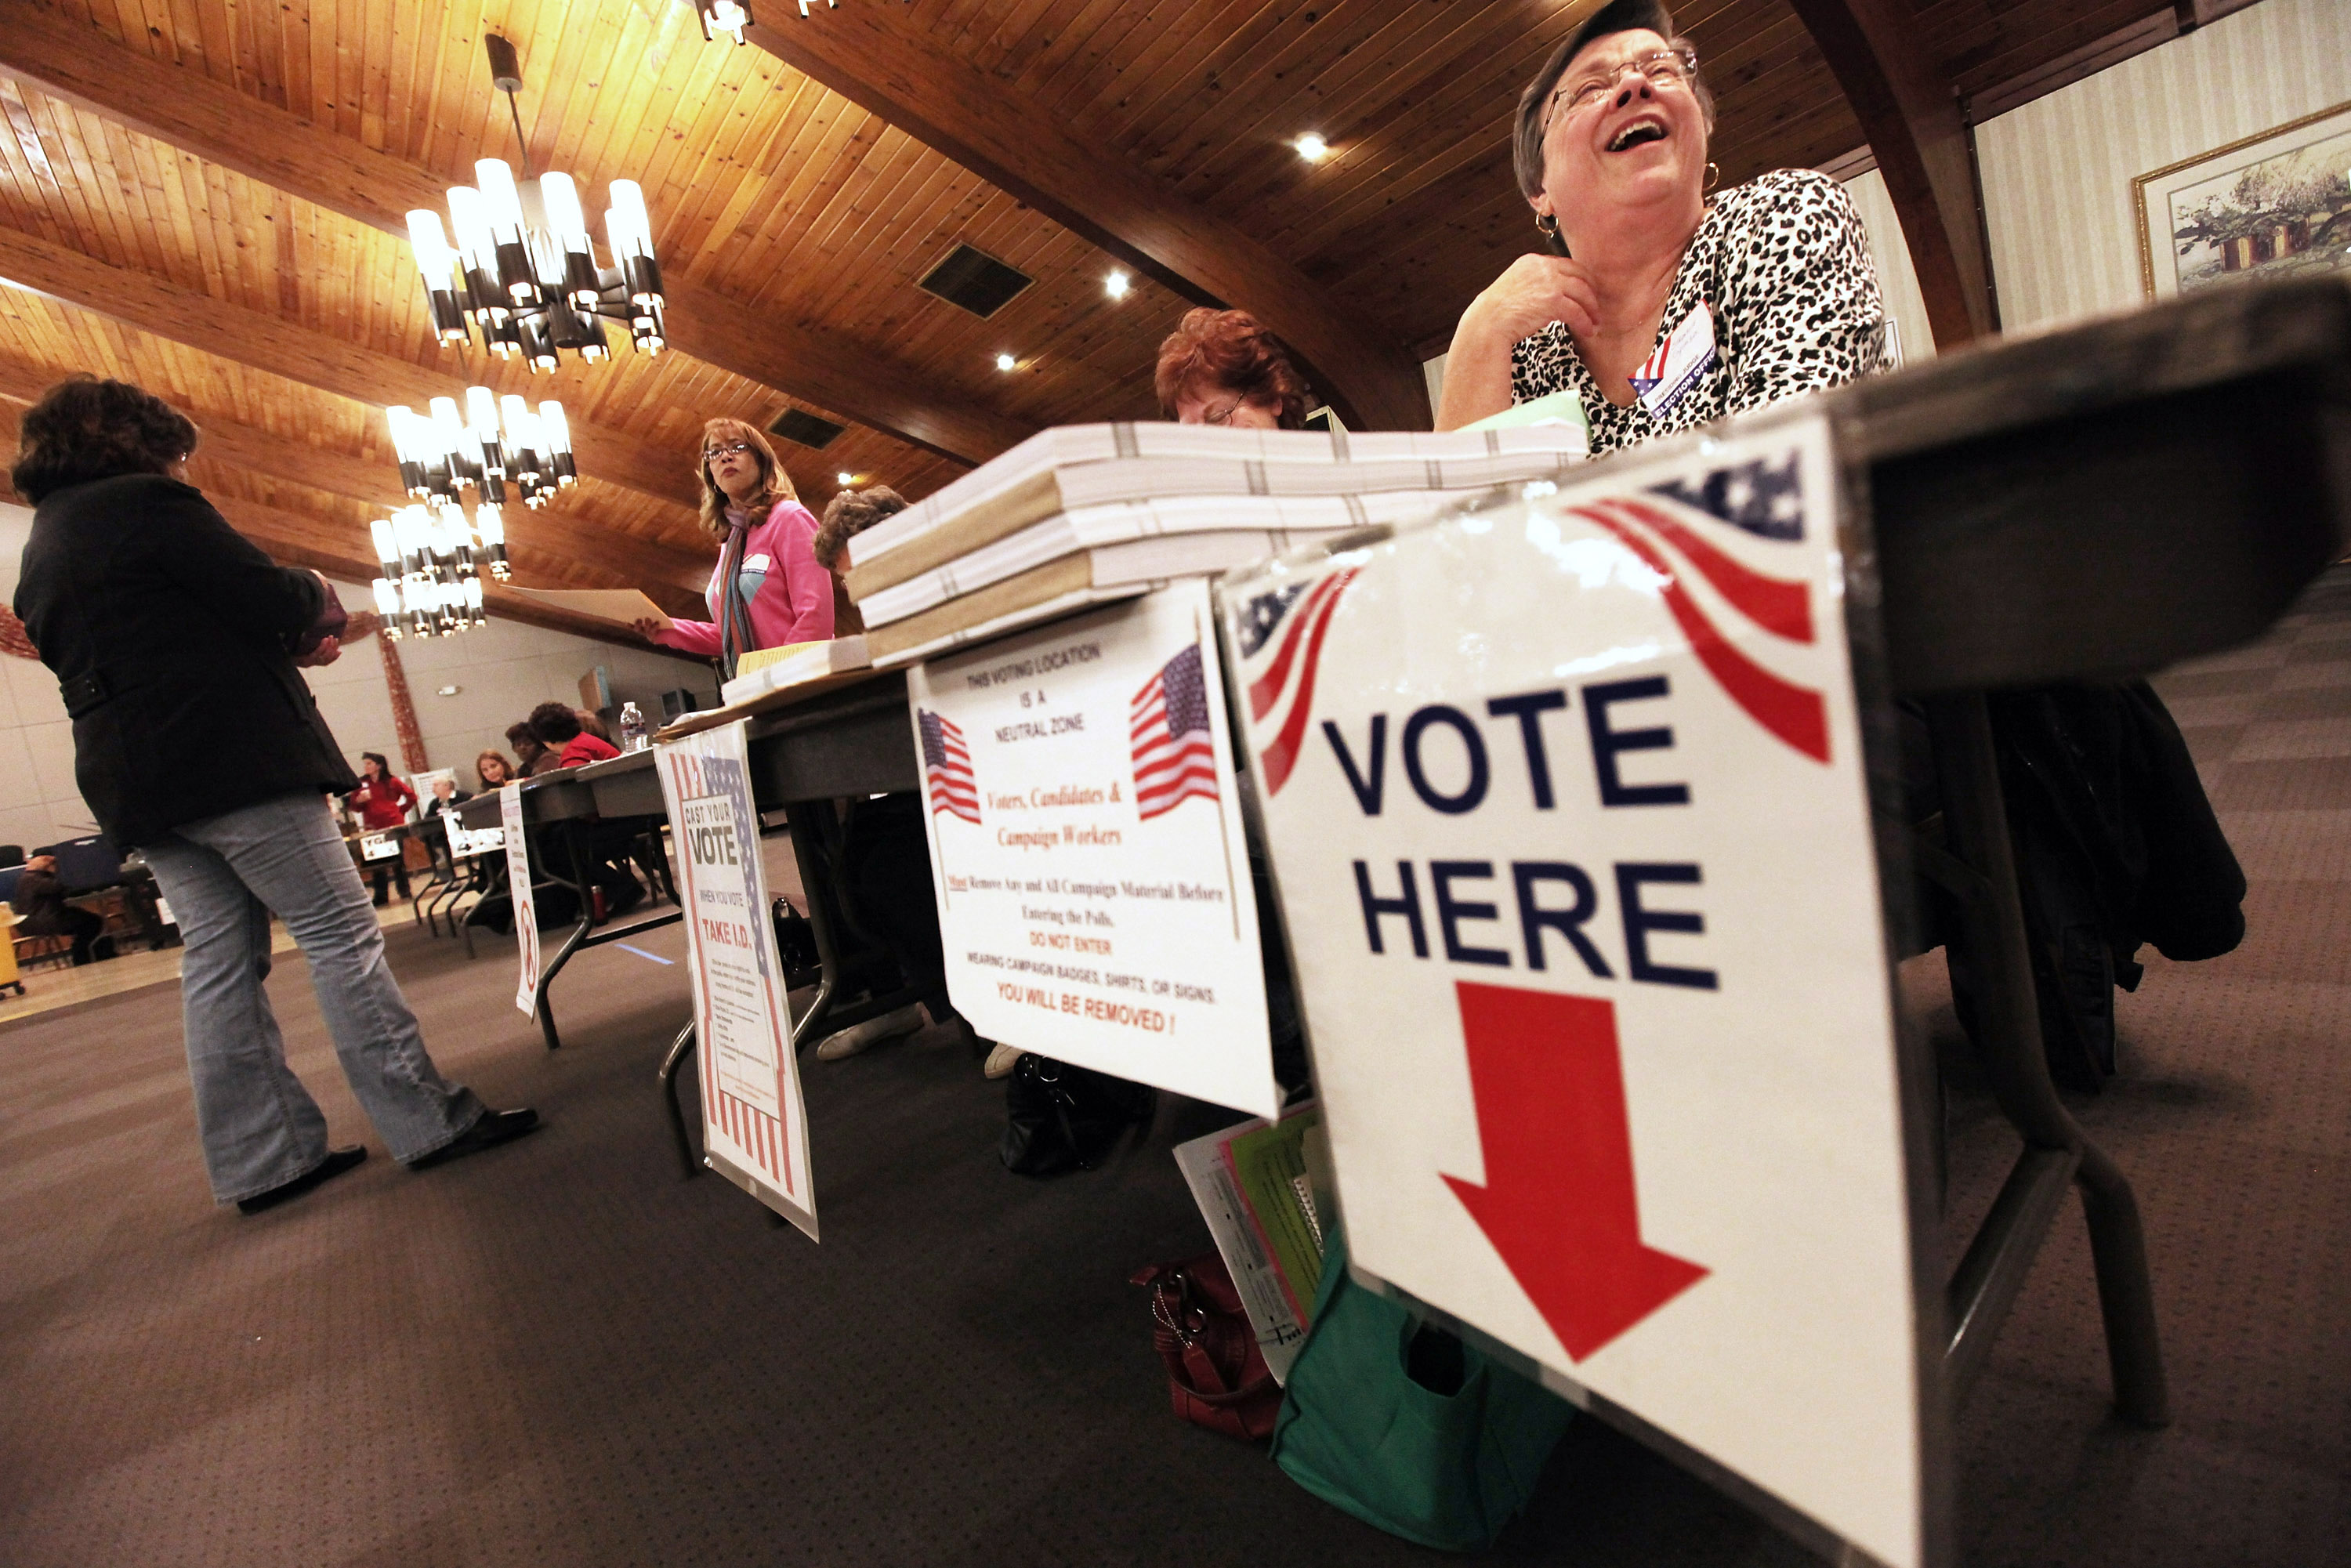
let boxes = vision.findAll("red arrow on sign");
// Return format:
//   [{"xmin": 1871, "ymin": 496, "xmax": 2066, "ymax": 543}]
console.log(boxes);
[{"xmin": 1443, "ymin": 982, "xmax": 1708, "ymax": 1361}]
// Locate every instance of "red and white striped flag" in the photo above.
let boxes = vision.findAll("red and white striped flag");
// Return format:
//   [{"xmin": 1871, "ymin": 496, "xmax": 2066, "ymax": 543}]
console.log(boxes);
[
  {"xmin": 1129, "ymin": 643, "xmax": 1218, "ymax": 821},
  {"xmin": 918, "ymin": 707, "xmax": 980, "ymax": 823}
]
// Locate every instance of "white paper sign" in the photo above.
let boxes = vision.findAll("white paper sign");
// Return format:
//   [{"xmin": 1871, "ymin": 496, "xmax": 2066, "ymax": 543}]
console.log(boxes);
[
  {"xmin": 501, "ymin": 783, "xmax": 539, "ymax": 1018},
  {"xmin": 907, "ymin": 581, "xmax": 1277, "ymax": 1117},
  {"xmin": 444, "ymin": 817, "xmax": 504, "ymax": 860},
  {"xmin": 359, "ymin": 832, "xmax": 400, "ymax": 861},
  {"xmin": 1226, "ymin": 413, "xmax": 1928, "ymax": 1568},
  {"xmin": 654, "ymin": 719, "xmax": 817, "ymax": 1239}
]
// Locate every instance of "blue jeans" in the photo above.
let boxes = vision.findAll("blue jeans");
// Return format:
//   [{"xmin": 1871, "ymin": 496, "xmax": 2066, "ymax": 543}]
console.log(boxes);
[{"xmin": 139, "ymin": 791, "xmax": 485, "ymax": 1203}]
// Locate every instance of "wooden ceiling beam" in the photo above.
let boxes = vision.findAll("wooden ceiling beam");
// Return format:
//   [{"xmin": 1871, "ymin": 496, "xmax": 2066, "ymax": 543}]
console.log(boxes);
[
  {"xmin": 213, "ymin": 499, "xmax": 697, "ymax": 653},
  {"xmin": 745, "ymin": 10, "xmax": 1433, "ymax": 434},
  {"xmin": 0, "ymin": 220, "xmax": 698, "ymax": 513},
  {"xmin": 1784, "ymin": 0, "xmax": 1994, "ymax": 346},
  {"xmin": 0, "ymin": 364, "xmax": 712, "ymax": 611},
  {"xmin": 0, "ymin": 9, "xmax": 1034, "ymax": 468}
]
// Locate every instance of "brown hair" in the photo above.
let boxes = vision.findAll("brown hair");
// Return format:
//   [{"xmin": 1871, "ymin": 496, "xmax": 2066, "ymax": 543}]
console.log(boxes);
[
  {"xmin": 475, "ymin": 750, "xmax": 516, "ymax": 788},
  {"xmin": 813, "ymin": 485, "xmax": 908, "ymax": 572},
  {"xmin": 1154, "ymin": 309, "xmax": 1311, "ymax": 429},
  {"xmin": 9, "ymin": 375, "xmax": 200, "ymax": 504},
  {"xmin": 695, "ymin": 418, "xmax": 797, "ymax": 539},
  {"xmin": 1511, "ymin": 0, "xmax": 1714, "ymax": 206}
]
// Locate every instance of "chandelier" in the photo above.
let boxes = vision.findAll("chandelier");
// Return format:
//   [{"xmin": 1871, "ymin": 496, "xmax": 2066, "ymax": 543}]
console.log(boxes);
[
  {"xmin": 696, "ymin": 2, "xmax": 752, "ymax": 42},
  {"xmin": 693, "ymin": 2, "xmax": 836, "ymax": 42},
  {"xmin": 368, "ymin": 504, "xmax": 491, "ymax": 641},
  {"xmin": 387, "ymin": 390, "xmax": 573, "ymax": 512},
  {"xmin": 401, "ymin": 36, "xmax": 665, "ymax": 369}
]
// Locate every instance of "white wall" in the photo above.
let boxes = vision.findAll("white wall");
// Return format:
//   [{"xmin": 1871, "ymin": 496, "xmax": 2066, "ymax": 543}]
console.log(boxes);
[
  {"xmin": 1976, "ymin": 0, "xmax": 2351, "ymax": 331},
  {"xmin": 1842, "ymin": 168, "xmax": 1937, "ymax": 368},
  {"xmin": 1, "ymin": 500, "xmax": 715, "ymax": 850}
]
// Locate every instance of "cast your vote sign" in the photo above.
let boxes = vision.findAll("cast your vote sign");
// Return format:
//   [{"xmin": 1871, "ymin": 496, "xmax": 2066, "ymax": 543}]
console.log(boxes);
[
  {"xmin": 1225, "ymin": 411, "xmax": 1940, "ymax": 1568},
  {"xmin": 907, "ymin": 581, "xmax": 1278, "ymax": 1117},
  {"xmin": 656, "ymin": 719, "xmax": 817, "ymax": 1239}
]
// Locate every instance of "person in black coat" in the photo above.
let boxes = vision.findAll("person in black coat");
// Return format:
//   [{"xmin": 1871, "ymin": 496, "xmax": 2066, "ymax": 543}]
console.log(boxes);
[{"xmin": 9, "ymin": 375, "xmax": 539, "ymax": 1212}]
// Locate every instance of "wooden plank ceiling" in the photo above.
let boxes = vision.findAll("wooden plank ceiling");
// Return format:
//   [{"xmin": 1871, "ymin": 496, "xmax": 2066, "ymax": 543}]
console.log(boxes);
[{"xmin": 0, "ymin": 0, "xmax": 2166, "ymax": 629}]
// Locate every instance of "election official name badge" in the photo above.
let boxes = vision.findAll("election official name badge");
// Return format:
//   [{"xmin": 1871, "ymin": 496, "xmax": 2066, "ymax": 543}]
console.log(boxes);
[{"xmin": 1629, "ymin": 299, "xmax": 1717, "ymax": 418}]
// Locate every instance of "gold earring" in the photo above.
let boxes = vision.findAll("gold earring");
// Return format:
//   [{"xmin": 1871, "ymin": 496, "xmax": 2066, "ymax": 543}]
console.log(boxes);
[
  {"xmin": 1535, "ymin": 212, "xmax": 1559, "ymax": 239},
  {"xmin": 1704, "ymin": 161, "xmax": 1721, "ymax": 192}
]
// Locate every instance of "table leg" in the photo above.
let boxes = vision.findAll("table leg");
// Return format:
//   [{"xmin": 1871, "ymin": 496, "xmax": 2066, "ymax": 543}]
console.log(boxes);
[
  {"xmin": 530, "ymin": 823, "xmax": 598, "ymax": 1052},
  {"xmin": 458, "ymin": 859, "xmax": 498, "ymax": 961},
  {"xmin": 1925, "ymin": 693, "xmax": 2170, "ymax": 1426},
  {"xmin": 658, "ymin": 1019, "xmax": 699, "ymax": 1180}
]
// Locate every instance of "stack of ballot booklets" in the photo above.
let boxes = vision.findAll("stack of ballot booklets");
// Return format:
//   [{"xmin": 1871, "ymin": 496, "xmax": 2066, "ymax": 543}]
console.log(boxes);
[
  {"xmin": 842, "ymin": 421, "xmax": 1591, "ymax": 666},
  {"xmin": 718, "ymin": 636, "xmax": 871, "ymax": 705}
]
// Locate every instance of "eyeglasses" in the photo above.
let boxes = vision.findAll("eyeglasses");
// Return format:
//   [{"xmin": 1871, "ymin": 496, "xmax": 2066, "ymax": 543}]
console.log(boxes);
[
  {"xmin": 1201, "ymin": 398, "xmax": 1244, "ymax": 427},
  {"xmin": 704, "ymin": 440, "xmax": 755, "ymax": 461},
  {"xmin": 1545, "ymin": 45, "xmax": 1697, "ymax": 131}
]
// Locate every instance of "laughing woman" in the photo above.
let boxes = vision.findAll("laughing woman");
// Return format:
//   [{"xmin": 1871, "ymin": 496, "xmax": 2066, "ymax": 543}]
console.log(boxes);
[
  {"xmin": 632, "ymin": 418, "xmax": 831, "ymax": 679},
  {"xmin": 1433, "ymin": 0, "xmax": 1892, "ymax": 447}
]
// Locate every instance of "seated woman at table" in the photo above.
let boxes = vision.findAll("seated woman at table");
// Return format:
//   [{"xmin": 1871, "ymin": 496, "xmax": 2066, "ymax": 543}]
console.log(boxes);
[
  {"xmin": 1433, "ymin": 0, "xmax": 1890, "ymax": 445},
  {"xmin": 1155, "ymin": 308, "xmax": 1313, "ymax": 429},
  {"xmin": 506, "ymin": 722, "xmax": 557, "ymax": 777},
  {"xmin": 527, "ymin": 702, "xmax": 645, "ymax": 918},
  {"xmin": 475, "ymin": 750, "xmax": 517, "ymax": 791},
  {"xmin": 531, "ymin": 701, "xmax": 618, "ymax": 770},
  {"xmin": 802, "ymin": 483, "xmax": 1013, "ymax": 1077},
  {"xmin": 344, "ymin": 753, "xmax": 415, "ymax": 906},
  {"xmin": 810, "ymin": 483, "xmax": 911, "ymax": 636},
  {"xmin": 629, "ymin": 419, "xmax": 831, "ymax": 678}
]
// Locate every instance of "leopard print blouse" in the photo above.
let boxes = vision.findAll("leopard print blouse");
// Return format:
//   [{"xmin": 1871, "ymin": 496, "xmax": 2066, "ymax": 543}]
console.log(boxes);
[{"xmin": 1509, "ymin": 168, "xmax": 1893, "ymax": 457}]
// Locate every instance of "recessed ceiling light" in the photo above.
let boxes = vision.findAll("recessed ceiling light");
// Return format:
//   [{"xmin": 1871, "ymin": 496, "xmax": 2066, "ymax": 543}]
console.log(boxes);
[
  {"xmin": 1105, "ymin": 270, "xmax": 1130, "ymax": 300},
  {"xmin": 1295, "ymin": 132, "xmax": 1330, "ymax": 162},
  {"xmin": 995, "ymin": 352, "xmax": 1018, "ymax": 371},
  {"xmin": 836, "ymin": 471, "xmax": 855, "ymax": 485},
  {"xmin": 436, "ymin": 684, "xmax": 462, "ymax": 697}
]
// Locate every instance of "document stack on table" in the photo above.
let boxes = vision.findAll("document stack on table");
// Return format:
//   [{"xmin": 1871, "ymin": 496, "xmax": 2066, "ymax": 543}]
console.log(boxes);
[
  {"xmin": 840, "ymin": 422, "xmax": 1594, "ymax": 667},
  {"xmin": 719, "ymin": 636, "xmax": 871, "ymax": 704}
]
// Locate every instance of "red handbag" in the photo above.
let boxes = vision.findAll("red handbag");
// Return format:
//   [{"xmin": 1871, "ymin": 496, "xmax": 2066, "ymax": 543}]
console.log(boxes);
[{"xmin": 1132, "ymin": 1253, "xmax": 1282, "ymax": 1442}]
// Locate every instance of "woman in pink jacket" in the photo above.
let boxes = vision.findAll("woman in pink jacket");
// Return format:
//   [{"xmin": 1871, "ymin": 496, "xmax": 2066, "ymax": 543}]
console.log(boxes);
[{"xmin": 633, "ymin": 418, "xmax": 831, "ymax": 676}]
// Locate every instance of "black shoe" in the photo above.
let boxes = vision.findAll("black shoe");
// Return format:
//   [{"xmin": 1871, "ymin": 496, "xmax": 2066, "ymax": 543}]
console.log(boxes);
[
  {"xmin": 406, "ymin": 1107, "xmax": 541, "ymax": 1171},
  {"xmin": 237, "ymin": 1146, "xmax": 368, "ymax": 1215}
]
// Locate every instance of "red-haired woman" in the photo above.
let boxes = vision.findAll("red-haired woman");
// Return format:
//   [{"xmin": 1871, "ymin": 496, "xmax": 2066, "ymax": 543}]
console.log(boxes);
[
  {"xmin": 1154, "ymin": 308, "xmax": 1313, "ymax": 429},
  {"xmin": 632, "ymin": 418, "xmax": 831, "ymax": 678}
]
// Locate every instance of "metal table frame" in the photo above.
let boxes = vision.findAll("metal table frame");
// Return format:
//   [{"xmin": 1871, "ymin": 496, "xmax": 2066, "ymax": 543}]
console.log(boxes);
[{"xmin": 456, "ymin": 763, "xmax": 684, "ymax": 1052}]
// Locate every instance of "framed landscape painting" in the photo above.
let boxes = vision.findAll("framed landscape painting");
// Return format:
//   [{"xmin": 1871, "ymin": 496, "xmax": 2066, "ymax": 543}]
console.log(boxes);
[{"xmin": 2135, "ymin": 100, "xmax": 2351, "ymax": 299}]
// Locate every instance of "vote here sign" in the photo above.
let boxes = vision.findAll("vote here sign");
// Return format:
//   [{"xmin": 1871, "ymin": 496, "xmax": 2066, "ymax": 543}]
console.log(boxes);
[
  {"xmin": 656, "ymin": 719, "xmax": 817, "ymax": 1239},
  {"xmin": 1226, "ymin": 412, "xmax": 1935, "ymax": 1568},
  {"xmin": 907, "ymin": 581, "xmax": 1278, "ymax": 1117}
]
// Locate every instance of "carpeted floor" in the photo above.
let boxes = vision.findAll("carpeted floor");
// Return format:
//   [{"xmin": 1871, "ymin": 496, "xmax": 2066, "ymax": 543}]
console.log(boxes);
[{"xmin": 2, "ymin": 570, "xmax": 2346, "ymax": 1568}]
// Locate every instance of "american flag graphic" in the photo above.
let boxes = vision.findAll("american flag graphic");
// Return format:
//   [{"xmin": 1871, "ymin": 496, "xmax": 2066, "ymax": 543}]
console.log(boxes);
[
  {"xmin": 1237, "ymin": 568, "xmax": 1359, "ymax": 795},
  {"xmin": 1130, "ymin": 643, "xmax": 1219, "ymax": 820},
  {"xmin": 918, "ymin": 708, "xmax": 981, "ymax": 824},
  {"xmin": 1571, "ymin": 479, "xmax": 1828, "ymax": 762}
]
